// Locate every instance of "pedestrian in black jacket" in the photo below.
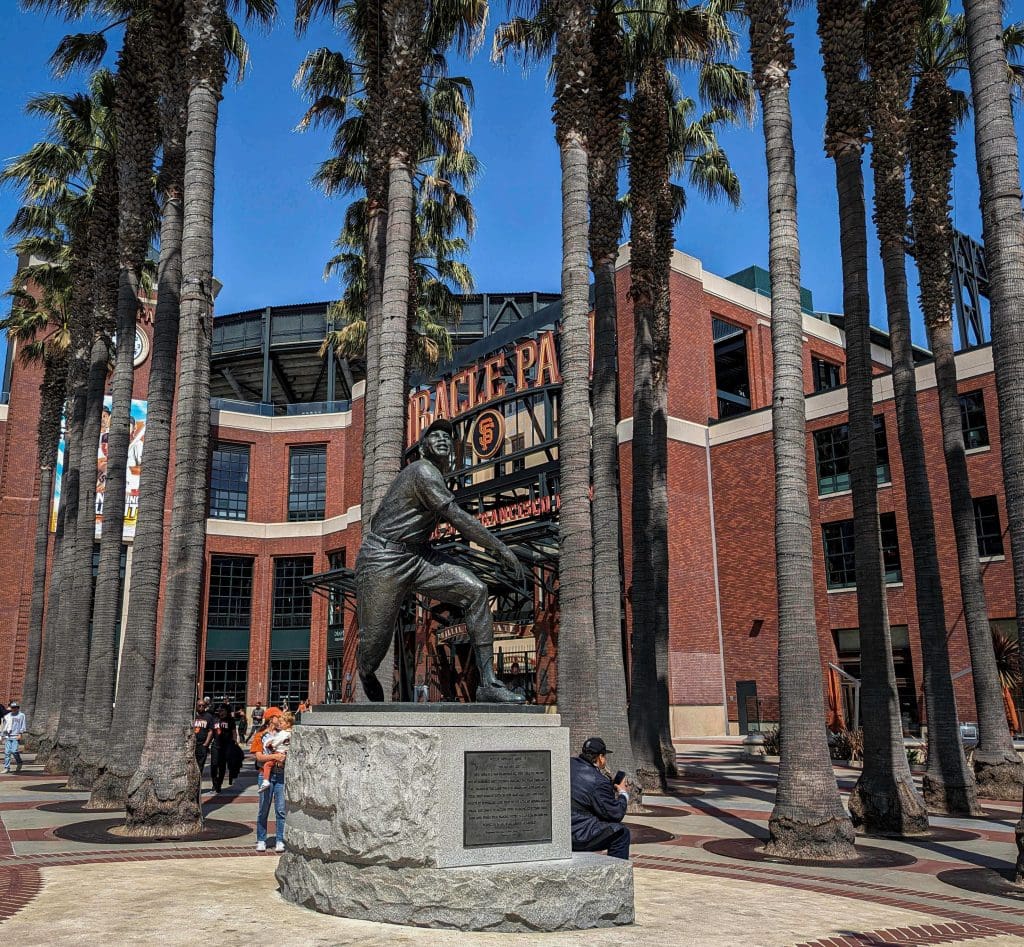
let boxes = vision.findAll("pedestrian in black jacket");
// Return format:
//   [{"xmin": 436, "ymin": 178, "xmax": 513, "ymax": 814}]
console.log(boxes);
[{"xmin": 569, "ymin": 737, "xmax": 630, "ymax": 859}]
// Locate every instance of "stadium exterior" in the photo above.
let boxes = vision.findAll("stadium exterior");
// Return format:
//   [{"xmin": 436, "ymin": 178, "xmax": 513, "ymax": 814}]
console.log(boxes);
[{"xmin": 0, "ymin": 247, "xmax": 1020, "ymax": 736}]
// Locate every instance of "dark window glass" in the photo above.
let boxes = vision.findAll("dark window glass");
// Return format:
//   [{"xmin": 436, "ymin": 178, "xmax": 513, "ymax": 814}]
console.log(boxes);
[
  {"xmin": 823, "ymin": 514, "xmax": 901, "ymax": 589},
  {"xmin": 815, "ymin": 417, "xmax": 890, "ymax": 495},
  {"xmin": 288, "ymin": 445, "xmax": 327, "ymax": 521},
  {"xmin": 326, "ymin": 655, "xmax": 344, "ymax": 703},
  {"xmin": 973, "ymin": 496, "xmax": 1004, "ymax": 558},
  {"xmin": 713, "ymin": 317, "xmax": 751, "ymax": 418},
  {"xmin": 202, "ymin": 659, "xmax": 248, "ymax": 705},
  {"xmin": 210, "ymin": 442, "xmax": 250, "ymax": 520},
  {"xmin": 273, "ymin": 556, "xmax": 314, "ymax": 629},
  {"xmin": 959, "ymin": 390, "xmax": 989, "ymax": 450},
  {"xmin": 812, "ymin": 357, "xmax": 842, "ymax": 392},
  {"xmin": 207, "ymin": 555, "xmax": 253, "ymax": 630},
  {"xmin": 880, "ymin": 512, "xmax": 902, "ymax": 583},
  {"xmin": 822, "ymin": 520, "xmax": 856, "ymax": 589},
  {"xmin": 270, "ymin": 659, "xmax": 309, "ymax": 707}
]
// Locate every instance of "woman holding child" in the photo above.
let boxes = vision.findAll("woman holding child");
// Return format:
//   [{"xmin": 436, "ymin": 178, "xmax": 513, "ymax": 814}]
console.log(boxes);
[{"xmin": 254, "ymin": 710, "xmax": 293, "ymax": 852}]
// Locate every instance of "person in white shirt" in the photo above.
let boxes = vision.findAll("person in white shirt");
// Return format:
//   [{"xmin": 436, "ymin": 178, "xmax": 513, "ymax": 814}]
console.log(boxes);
[{"xmin": 2, "ymin": 702, "xmax": 27, "ymax": 773}]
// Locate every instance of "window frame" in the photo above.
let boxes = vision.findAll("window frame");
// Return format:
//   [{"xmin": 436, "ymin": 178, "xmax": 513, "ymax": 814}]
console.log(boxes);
[
  {"xmin": 959, "ymin": 390, "xmax": 990, "ymax": 451},
  {"xmin": 973, "ymin": 495, "xmax": 1004, "ymax": 558},
  {"xmin": 209, "ymin": 441, "xmax": 250, "ymax": 520},
  {"xmin": 287, "ymin": 444, "xmax": 327, "ymax": 522},
  {"xmin": 812, "ymin": 356, "xmax": 842, "ymax": 393}
]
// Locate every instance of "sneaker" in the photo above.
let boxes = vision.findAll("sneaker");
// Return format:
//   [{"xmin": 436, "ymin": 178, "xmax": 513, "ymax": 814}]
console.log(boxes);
[
  {"xmin": 275, "ymin": 841, "xmax": 285, "ymax": 853},
  {"xmin": 256, "ymin": 840, "xmax": 266, "ymax": 852}
]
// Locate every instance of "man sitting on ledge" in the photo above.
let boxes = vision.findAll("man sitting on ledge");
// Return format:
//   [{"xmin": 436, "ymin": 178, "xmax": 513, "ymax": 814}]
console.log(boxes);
[{"xmin": 569, "ymin": 737, "xmax": 630, "ymax": 860}]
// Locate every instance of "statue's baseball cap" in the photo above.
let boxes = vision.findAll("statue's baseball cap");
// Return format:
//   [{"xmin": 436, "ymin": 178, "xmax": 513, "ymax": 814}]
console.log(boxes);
[
  {"xmin": 582, "ymin": 737, "xmax": 609, "ymax": 755},
  {"xmin": 421, "ymin": 417, "xmax": 456, "ymax": 439}
]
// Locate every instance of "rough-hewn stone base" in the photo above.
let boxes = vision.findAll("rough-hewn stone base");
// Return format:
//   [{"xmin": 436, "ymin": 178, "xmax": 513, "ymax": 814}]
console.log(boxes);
[{"xmin": 276, "ymin": 851, "xmax": 634, "ymax": 932}]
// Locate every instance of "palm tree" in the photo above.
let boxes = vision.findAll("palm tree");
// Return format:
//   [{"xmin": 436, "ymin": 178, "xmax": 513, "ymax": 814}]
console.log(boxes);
[
  {"xmin": 747, "ymin": 0, "xmax": 856, "ymax": 859},
  {"xmin": 908, "ymin": 0, "xmax": 1024, "ymax": 802},
  {"xmin": 817, "ymin": 0, "xmax": 929, "ymax": 835},
  {"xmin": 960, "ymin": 0, "xmax": 1024, "ymax": 882},
  {"xmin": 125, "ymin": 0, "xmax": 277, "ymax": 835},
  {"xmin": 865, "ymin": 0, "xmax": 980, "ymax": 816},
  {"xmin": 90, "ymin": 0, "xmax": 189, "ymax": 809},
  {"xmin": 0, "ymin": 255, "xmax": 72, "ymax": 727}
]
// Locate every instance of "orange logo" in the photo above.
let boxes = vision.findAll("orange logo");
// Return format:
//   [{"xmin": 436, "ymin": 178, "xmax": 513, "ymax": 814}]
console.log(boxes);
[{"xmin": 471, "ymin": 409, "xmax": 505, "ymax": 460}]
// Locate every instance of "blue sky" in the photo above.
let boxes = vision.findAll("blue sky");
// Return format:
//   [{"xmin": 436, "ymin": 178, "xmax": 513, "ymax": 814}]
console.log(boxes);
[{"xmin": 2, "ymin": 2, "xmax": 1023, "ymax": 380}]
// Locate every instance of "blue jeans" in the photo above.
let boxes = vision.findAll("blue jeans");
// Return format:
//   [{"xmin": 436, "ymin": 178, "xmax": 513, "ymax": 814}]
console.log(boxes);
[
  {"xmin": 256, "ymin": 771, "xmax": 285, "ymax": 844},
  {"xmin": 4, "ymin": 738, "xmax": 22, "ymax": 771}
]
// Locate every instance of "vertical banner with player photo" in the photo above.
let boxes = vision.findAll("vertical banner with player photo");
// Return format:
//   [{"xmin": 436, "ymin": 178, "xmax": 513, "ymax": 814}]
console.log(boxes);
[{"xmin": 51, "ymin": 397, "xmax": 147, "ymax": 540}]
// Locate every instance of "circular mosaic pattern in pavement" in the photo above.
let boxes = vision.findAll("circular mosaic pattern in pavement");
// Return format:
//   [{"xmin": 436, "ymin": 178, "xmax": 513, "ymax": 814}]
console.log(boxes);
[
  {"xmin": 702, "ymin": 835, "xmax": 917, "ymax": 869},
  {"xmin": 37, "ymin": 800, "xmax": 123, "ymax": 815},
  {"xmin": 622, "ymin": 822, "xmax": 676, "ymax": 845},
  {"xmin": 857, "ymin": 826, "xmax": 980, "ymax": 843},
  {"xmin": 20, "ymin": 782, "xmax": 83, "ymax": 793},
  {"xmin": 631, "ymin": 804, "xmax": 693, "ymax": 818},
  {"xmin": 53, "ymin": 817, "xmax": 250, "ymax": 845},
  {"xmin": 937, "ymin": 866, "xmax": 1024, "ymax": 903}
]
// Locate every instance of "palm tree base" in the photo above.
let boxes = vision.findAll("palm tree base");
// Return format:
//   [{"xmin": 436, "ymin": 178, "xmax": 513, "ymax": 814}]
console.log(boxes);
[
  {"xmin": 971, "ymin": 752, "xmax": 1024, "ymax": 801},
  {"xmin": 44, "ymin": 742, "xmax": 74, "ymax": 776},
  {"xmin": 848, "ymin": 773, "xmax": 929, "ymax": 836},
  {"xmin": 922, "ymin": 772, "xmax": 983, "ymax": 816},
  {"xmin": 125, "ymin": 771, "xmax": 203, "ymax": 837},
  {"xmin": 87, "ymin": 770, "xmax": 130, "ymax": 810},
  {"xmin": 765, "ymin": 811, "xmax": 857, "ymax": 861},
  {"xmin": 65, "ymin": 753, "xmax": 102, "ymax": 791}
]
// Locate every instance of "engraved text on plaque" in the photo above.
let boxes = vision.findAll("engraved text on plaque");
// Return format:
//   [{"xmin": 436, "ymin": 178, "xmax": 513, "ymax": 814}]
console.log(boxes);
[{"xmin": 463, "ymin": 750, "xmax": 552, "ymax": 848}]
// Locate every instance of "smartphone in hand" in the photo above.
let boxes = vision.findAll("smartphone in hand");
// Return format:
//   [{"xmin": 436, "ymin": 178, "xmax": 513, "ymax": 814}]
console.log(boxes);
[{"xmin": 613, "ymin": 770, "xmax": 626, "ymax": 786}]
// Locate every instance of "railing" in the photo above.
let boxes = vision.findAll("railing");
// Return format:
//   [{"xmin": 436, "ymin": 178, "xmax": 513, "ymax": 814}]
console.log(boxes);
[
  {"xmin": 210, "ymin": 397, "xmax": 352, "ymax": 417},
  {"xmin": 0, "ymin": 391, "xmax": 9, "ymax": 405},
  {"xmin": 210, "ymin": 397, "xmax": 276, "ymax": 416},
  {"xmin": 285, "ymin": 400, "xmax": 351, "ymax": 416}
]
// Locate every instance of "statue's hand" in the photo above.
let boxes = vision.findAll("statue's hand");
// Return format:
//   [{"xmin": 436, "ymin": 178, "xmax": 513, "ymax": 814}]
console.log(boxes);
[{"xmin": 498, "ymin": 546, "xmax": 526, "ymax": 582}]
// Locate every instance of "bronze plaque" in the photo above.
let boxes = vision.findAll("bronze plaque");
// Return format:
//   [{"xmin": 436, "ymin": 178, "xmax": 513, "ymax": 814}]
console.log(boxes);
[{"xmin": 463, "ymin": 750, "xmax": 552, "ymax": 848}]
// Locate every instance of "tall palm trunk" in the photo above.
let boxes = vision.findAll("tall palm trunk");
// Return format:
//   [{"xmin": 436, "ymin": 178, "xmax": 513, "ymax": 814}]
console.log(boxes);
[
  {"xmin": 126, "ymin": 0, "xmax": 225, "ymax": 835},
  {"xmin": 50, "ymin": 157, "xmax": 120, "ymax": 775},
  {"xmin": 866, "ymin": 0, "xmax": 980, "ymax": 816},
  {"xmin": 91, "ymin": 9, "xmax": 186, "ymax": 808},
  {"xmin": 71, "ymin": 17, "xmax": 161, "ymax": 790},
  {"xmin": 553, "ymin": 0, "xmax": 599, "ymax": 746},
  {"xmin": 21, "ymin": 351, "xmax": 68, "ymax": 726},
  {"xmin": 628, "ymin": 57, "xmax": 673, "ymax": 786},
  {"xmin": 961, "ymin": 0, "xmax": 1024, "ymax": 880},
  {"xmin": 909, "ymin": 69, "xmax": 1023, "ymax": 802},
  {"xmin": 749, "ymin": 0, "xmax": 856, "ymax": 859},
  {"xmin": 818, "ymin": 0, "xmax": 928, "ymax": 835},
  {"xmin": 588, "ymin": 8, "xmax": 636, "ymax": 778}
]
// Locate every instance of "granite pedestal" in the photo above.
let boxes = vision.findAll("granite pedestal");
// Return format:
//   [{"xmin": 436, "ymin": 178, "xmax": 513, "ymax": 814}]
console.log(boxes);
[{"xmin": 276, "ymin": 704, "xmax": 634, "ymax": 931}]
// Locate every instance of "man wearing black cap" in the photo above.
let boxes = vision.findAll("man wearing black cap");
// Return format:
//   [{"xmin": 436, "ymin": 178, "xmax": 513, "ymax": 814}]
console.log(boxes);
[
  {"xmin": 569, "ymin": 737, "xmax": 630, "ymax": 859},
  {"xmin": 355, "ymin": 417, "xmax": 526, "ymax": 703}
]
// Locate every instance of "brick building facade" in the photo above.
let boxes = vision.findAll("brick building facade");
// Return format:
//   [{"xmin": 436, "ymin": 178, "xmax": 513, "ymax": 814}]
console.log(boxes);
[{"xmin": 0, "ymin": 247, "xmax": 1019, "ymax": 735}]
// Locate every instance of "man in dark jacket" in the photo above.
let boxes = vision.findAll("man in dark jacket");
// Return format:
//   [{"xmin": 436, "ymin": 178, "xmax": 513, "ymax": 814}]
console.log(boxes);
[{"xmin": 569, "ymin": 737, "xmax": 630, "ymax": 859}]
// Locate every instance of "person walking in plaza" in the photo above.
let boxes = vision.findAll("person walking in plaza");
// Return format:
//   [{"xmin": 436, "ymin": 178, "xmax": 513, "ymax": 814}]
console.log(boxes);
[
  {"xmin": 255, "ymin": 711, "xmax": 293, "ymax": 852},
  {"xmin": 233, "ymin": 705, "xmax": 247, "ymax": 743},
  {"xmin": 2, "ymin": 702, "xmax": 26, "ymax": 773},
  {"xmin": 569, "ymin": 737, "xmax": 631, "ymax": 860},
  {"xmin": 193, "ymin": 700, "xmax": 215, "ymax": 787},
  {"xmin": 209, "ymin": 705, "xmax": 234, "ymax": 793},
  {"xmin": 246, "ymin": 701, "xmax": 265, "ymax": 740}
]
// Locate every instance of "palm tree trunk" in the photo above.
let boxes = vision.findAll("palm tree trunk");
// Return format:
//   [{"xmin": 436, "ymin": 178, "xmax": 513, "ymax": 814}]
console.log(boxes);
[
  {"xmin": 70, "ymin": 14, "xmax": 160, "ymax": 791},
  {"xmin": 908, "ymin": 71, "xmax": 1023, "ymax": 802},
  {"xmin": 587, "ymin": 10, "xmax": 635, "ymax": 780},
  {"xmin": 817, "ymin": 0, "xmax": 927, "ymax": 834},
  {"xmin": 21, "ymin": 352, "xmax": 68, "ymax": 726},
  {"xmin": 90, "ymin": 35, "xmax": 186, "ymax": 807},
  {"xmin": 866, "ymin": 0, "xmax": 979, "ymax": 816},
  {"xmin": 837, "ymin": 146, "xmax": 928, "ymax": 834},
  {"xmin": 961, "ymin": 0, "xmax": 1024, "ymax": 878},
  {"xmin": 552, "ymin": 0, "xmax": 598, "ymax": 747},
  {"xmin": 749, "ymin": 0, "xmax": 855, "ymax": 859},
  {"xmin": 125, "ymin": 0, "xmax": 225, "ymax": 836}
]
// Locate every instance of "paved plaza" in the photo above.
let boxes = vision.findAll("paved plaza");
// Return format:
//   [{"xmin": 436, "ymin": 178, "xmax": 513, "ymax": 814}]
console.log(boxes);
[{"xmin": 0, "ymin": 741, "xmax": 1022, "ymax": 946}]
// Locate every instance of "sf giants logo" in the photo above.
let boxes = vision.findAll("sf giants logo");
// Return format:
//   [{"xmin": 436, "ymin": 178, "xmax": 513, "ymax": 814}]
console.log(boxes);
[{"xmin": 471, "ymin": 408, "xmax": 505, "ymax": 460}]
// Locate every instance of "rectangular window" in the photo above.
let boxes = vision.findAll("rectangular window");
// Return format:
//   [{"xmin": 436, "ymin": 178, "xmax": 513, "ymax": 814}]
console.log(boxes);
[
  {"xmin": 327, "ymin": 550, "xmax": 346, "ymax": 653},
  {"xmin": 207, "ymin": 555, "xmax": 253, "ymax": 630},
  {"xmin": 880, "ymin": 512, "xmax": 902, "ymax": 584},
  {"xmin": 209, "ymin": 442, "xmax": 250, "ymax": 519},
  {"xmin": 713, "ymin": 317, "xmax": 751, "ymax": 418},
  {"xmin": 815, "ymin": 416, "xmax": 890, "ymax": 495},
  {"xmin": 823, "ymin": 513, "xmax": 901, "ymax": 589},
  {"xmin": 202, "ymin": 659, "xmax": 248, "ymax": 705},
  {"xmin": 973, "ymin": 496, "xmax": 1004, "ymax": 558},
  {"xmin": 270, "ymin": 658, "xmax": 309, "ymax": 708},
  {"xmin": 273, "ymin": 556, "xmax": 314, "ymax": 629},
  {"xmin": 812, "ymin": 357, "xmax": 842, "ymax": 393},
  {"xmin": 326, "ymin": 655, "xmax": 344, "ymax": 703},
  {"xmin": 288, "ymin": 444, "xmax": 327, "ymax": 521},
  {"xmin": 959, "ymin": 390, "xmax": 989, "ymax": 450}
]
